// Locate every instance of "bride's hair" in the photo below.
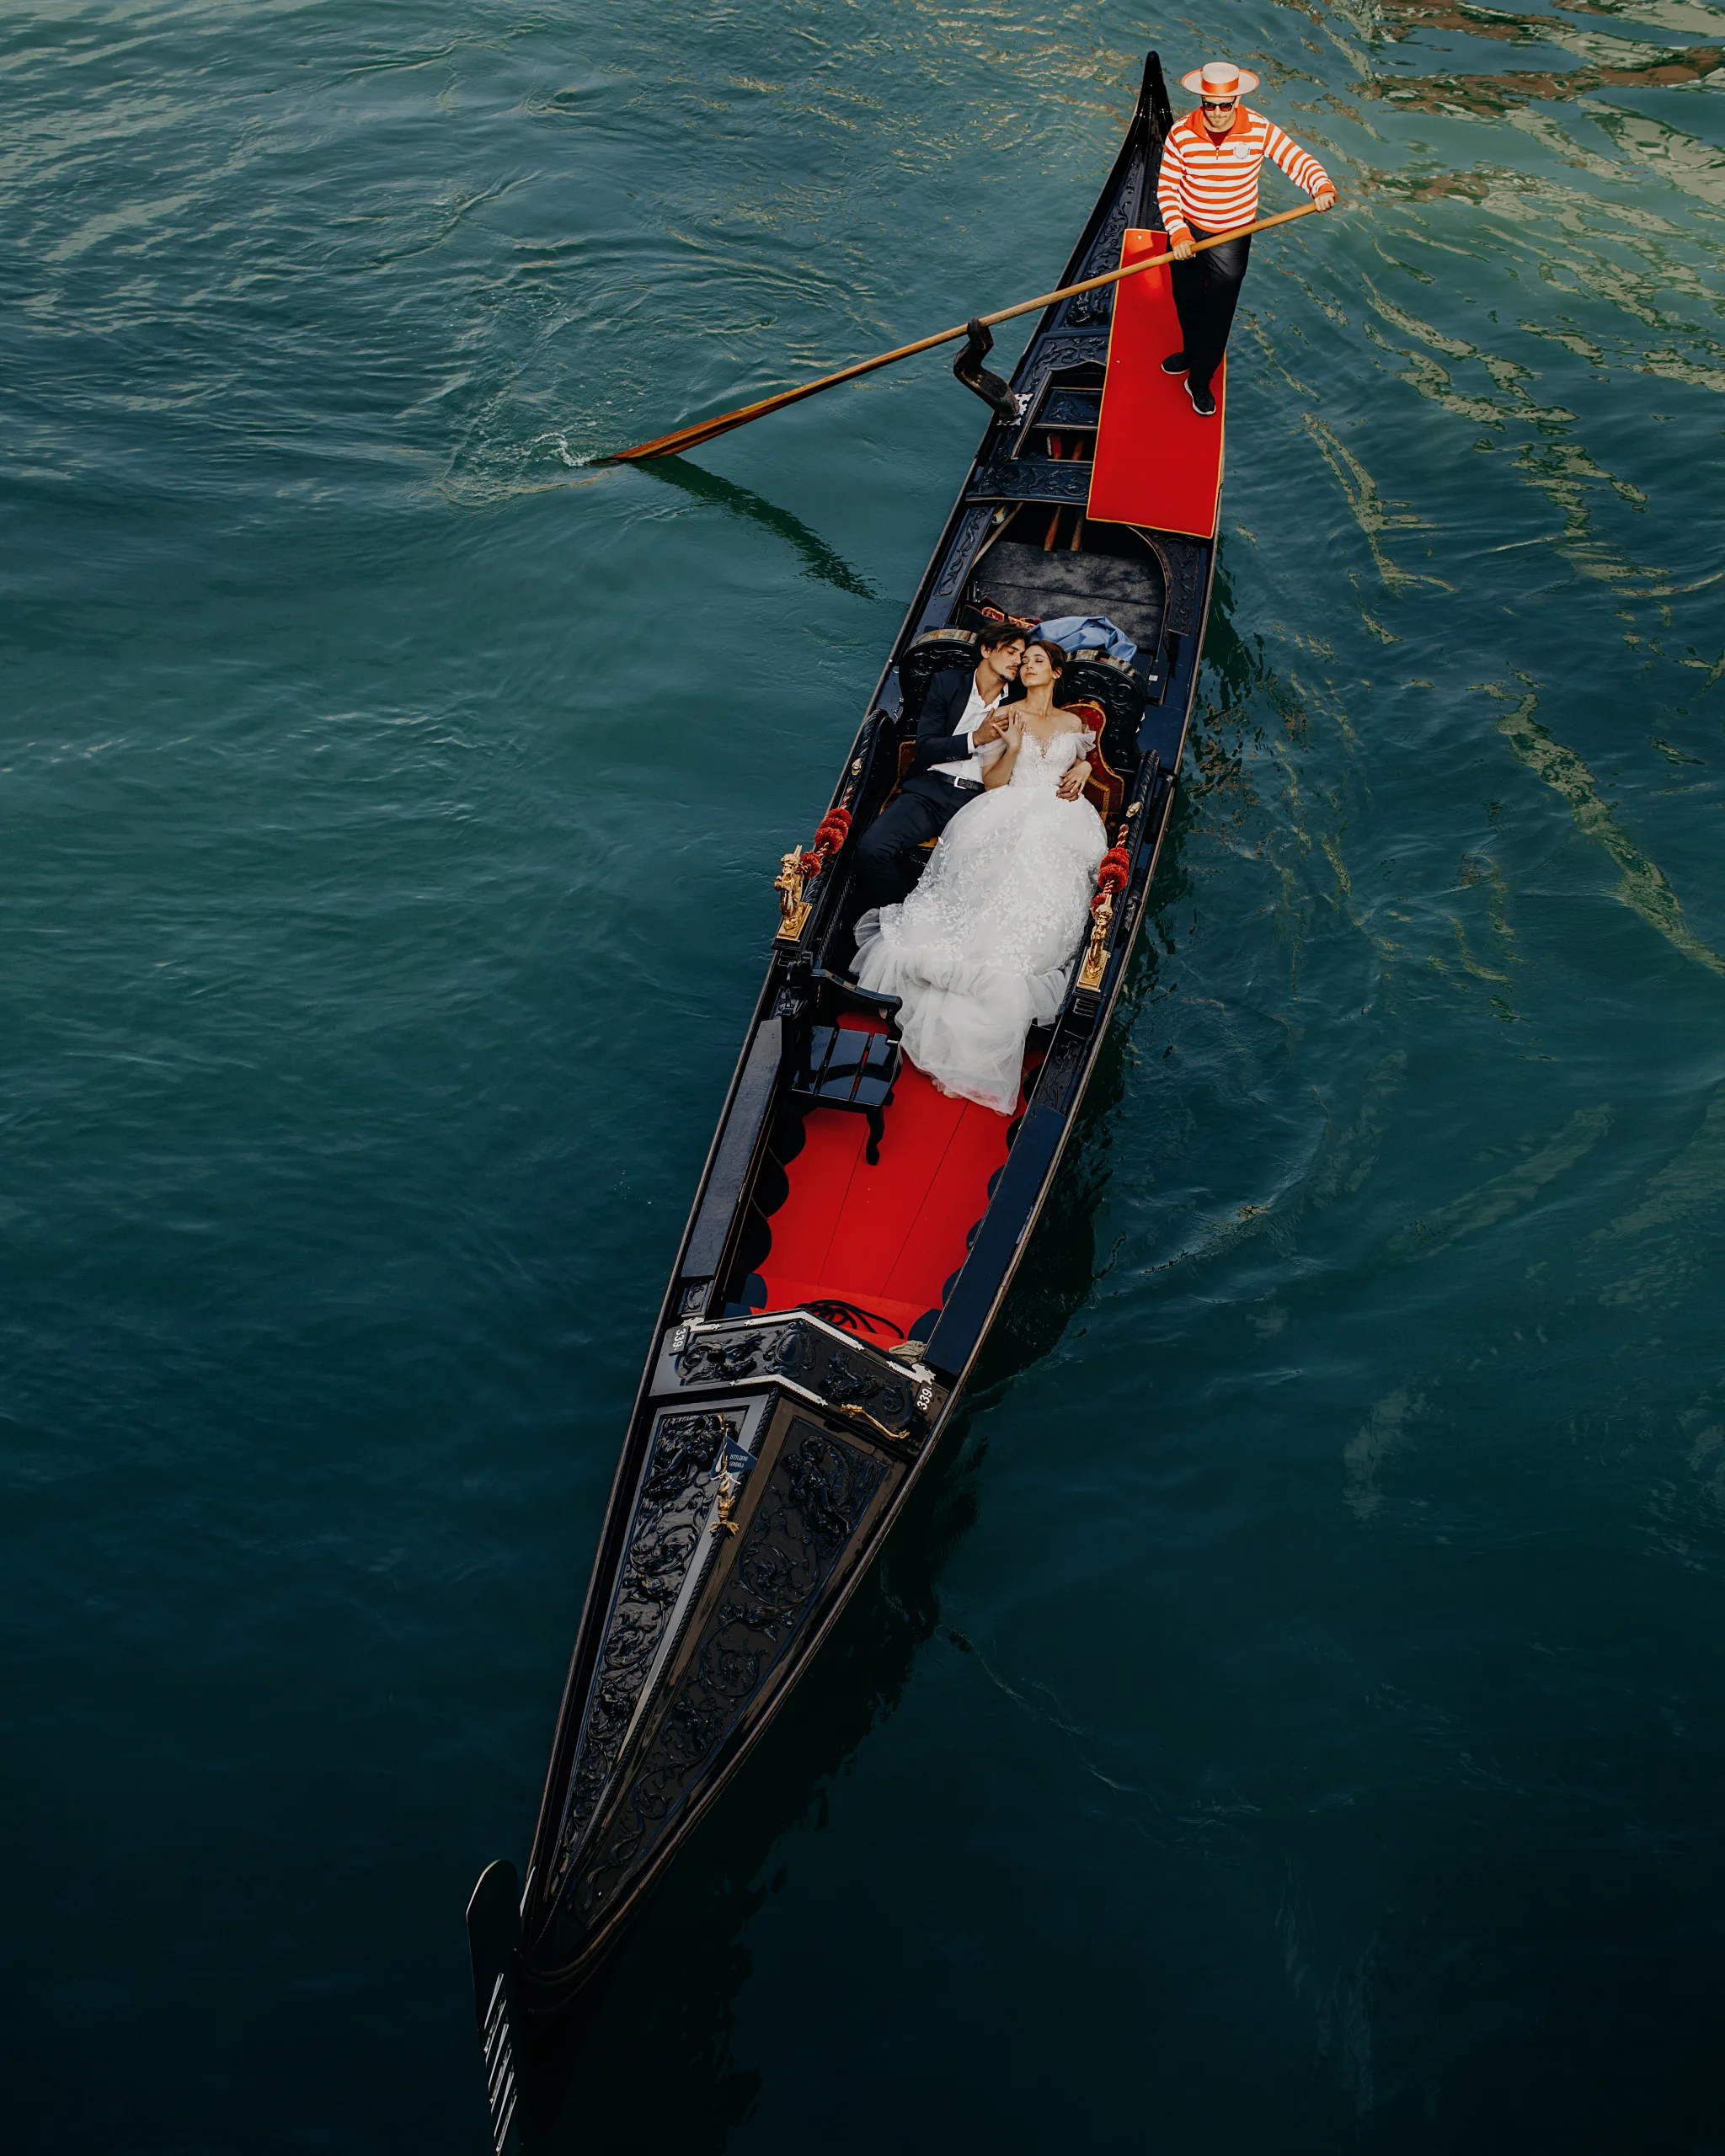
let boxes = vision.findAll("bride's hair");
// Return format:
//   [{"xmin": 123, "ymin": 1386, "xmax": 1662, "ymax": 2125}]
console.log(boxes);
[{"xmin": 1023, "ymin": 638, "xmax": 1068, "ymax": 675}]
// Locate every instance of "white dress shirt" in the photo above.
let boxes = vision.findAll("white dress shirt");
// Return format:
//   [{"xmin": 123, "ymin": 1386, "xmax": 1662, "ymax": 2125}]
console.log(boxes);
[{"xmin": 930, "ymin": 675, "xmax": 1007, "ymax": 785}]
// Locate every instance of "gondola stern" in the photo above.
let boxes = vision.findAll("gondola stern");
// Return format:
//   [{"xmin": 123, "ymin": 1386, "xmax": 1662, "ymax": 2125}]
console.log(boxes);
[
  {"xmin": 520, "ymin": 1311, "xmax": 952, "ymax": 1985},
  {"xmin": 466, "ymin": 1859, "xmax": 526, "ymax": 2156}
]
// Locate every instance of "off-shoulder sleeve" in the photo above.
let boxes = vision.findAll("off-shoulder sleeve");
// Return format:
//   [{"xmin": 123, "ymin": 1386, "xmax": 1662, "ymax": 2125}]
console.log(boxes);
[{"xmin": 1079, "ymin": 726, "xmax": 1097, "ymax": 754}]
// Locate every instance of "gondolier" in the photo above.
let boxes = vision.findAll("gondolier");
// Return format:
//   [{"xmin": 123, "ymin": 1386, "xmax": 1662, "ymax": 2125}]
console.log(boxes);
[{"xmin": 1159, "ymin": 61, "xmax": 1336, "ymax": 417}]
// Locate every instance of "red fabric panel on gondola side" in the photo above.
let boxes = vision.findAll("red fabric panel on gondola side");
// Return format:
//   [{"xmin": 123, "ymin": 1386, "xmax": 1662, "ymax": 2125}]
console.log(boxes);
[
  {"xmin": 1086, "ymin": 227, "xmax": 1225, "ymax": 540},
  {"xmin": 755, "ymin": 1034, "xmax": 1016, "ymax": 1347}
]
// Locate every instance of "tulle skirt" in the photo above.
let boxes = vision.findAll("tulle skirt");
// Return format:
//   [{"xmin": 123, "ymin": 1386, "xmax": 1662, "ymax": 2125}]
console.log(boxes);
[{"xmin": 853, "ymin": 782, "xmax": 1105, "ymax": 1114}]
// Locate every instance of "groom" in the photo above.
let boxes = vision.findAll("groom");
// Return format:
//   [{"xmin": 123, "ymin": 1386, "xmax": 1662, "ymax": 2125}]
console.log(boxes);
[{"xmin": 854, "ymin": 623, "xmax": 1027, "ymax": 908}]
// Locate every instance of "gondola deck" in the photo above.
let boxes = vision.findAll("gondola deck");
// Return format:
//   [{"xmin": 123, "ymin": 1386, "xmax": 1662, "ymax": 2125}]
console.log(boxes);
[
  {"xmin": 467, "ymin": 51, "xmax": 1217, "ymax": 2152},
  {"xmin": 751, "ymin": 1027, "xmax": 1027, "ymax": 1349},
  {"xmin": 1089, "ymin": 228, "xmax": 1228, "ymax": 537}
]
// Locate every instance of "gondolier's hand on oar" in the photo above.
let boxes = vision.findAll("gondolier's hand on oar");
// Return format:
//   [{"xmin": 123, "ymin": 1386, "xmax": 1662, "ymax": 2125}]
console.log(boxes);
[{"xmin": 1168, "ymin": 182, "xmax": 1334, "ymax": 259}]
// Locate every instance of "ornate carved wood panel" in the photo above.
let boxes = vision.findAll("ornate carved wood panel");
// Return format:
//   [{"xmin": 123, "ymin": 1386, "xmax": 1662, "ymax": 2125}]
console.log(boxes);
[
  {"xmin": 966, "ymin": 455, "xmax": 1094, "ymax": 505},
  {"xmin": 1156, "ymin": 536, "xmax": 1205, "ymax": 634},
  {"xmin": 1057, "ymin": 151, "xmax": 1146, "ymax": 329},
  {"xmin": 661, "ymin": 1314, "xmax": 929, "ymax": 1436},
  {"xmin": 548, "ymin": 1406, "xmax": 746, "ymax": 1893},
  {"xmin": 931, "ymin": 504, "xmax": 996, "ymax": 600},
  {"xmin": 554, "ymin": 1418, "xmax": 891, "ymax": 1942}
]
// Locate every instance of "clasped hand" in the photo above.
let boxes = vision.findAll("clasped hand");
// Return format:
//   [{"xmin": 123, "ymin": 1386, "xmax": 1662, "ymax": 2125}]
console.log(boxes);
[{"xmin": 1056, "ymin": 760, "xmax": 1092, "ymax": 801}]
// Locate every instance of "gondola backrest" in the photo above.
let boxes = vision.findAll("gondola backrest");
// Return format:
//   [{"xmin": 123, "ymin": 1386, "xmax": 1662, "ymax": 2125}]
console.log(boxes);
[
  {"xmin": 897, "ymin": 627, "xmax": 979, "ymax": 726},
  {"xmin": 1062, "ymin": 696, "xmax": 1128, "ymax": 827},
  {"xmin": 1061, "ymin": 655, "xmax": 1144, "ymax": 803}
]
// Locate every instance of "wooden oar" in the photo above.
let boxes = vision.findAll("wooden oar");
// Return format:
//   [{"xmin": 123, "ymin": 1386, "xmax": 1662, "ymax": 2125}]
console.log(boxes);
[{"xmin": 606, "ymin": 200, "xmax": 1331, "ymax": 463}]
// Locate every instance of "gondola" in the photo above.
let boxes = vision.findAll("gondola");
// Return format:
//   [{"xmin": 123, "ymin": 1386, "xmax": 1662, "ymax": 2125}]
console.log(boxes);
[{"xmin": 468, "ymin": 51, "xmax": 1221, "ymax": 2148}]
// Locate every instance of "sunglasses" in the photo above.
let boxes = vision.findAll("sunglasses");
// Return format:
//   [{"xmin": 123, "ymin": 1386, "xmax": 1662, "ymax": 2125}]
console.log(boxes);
[{"xmin": 1202, "ymin": 97, "xmax": 1236, "ymax": 111}]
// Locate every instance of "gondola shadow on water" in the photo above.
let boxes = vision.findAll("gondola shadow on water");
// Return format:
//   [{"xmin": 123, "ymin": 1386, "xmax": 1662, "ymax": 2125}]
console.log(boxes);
[
  {"xmin": 465, "ymin": 53, "xmax": 1239, "ymax": 2153},
  {"xmin": 499, "ymin": 1011, "xmax": 1151, "ymax": 2152},
  {"xmin": 505, "ymin": 1429, "xmax": 977, "ymax": 2149},
  {"xmin": 627, "ymin": 455, "xmax": 879, "ymax": 601}
]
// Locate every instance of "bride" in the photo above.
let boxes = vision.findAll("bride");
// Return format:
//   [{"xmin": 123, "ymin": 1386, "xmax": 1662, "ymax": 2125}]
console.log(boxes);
[{"xmin": 854, "ymin": 638, "xmax": 1107, "ymax": 1114}]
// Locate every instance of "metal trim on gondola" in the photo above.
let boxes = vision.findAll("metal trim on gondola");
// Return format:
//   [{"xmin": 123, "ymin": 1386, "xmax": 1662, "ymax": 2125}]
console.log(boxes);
[{"xmin": 468, "ymin": 53, "xmax": 1211, "ymax": 2148}]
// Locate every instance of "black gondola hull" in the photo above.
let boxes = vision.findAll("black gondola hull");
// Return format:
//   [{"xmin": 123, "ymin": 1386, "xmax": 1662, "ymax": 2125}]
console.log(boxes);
[{"xmin": 470, "ymin": 51, "xmax": 1215, "ymax": 2146}]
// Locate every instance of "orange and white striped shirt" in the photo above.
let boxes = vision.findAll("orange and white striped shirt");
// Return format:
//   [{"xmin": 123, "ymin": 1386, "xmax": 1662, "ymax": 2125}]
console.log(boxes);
[{"xmin": 1156, "ymin": 106, "xmax": 1330, "ymax": 239}]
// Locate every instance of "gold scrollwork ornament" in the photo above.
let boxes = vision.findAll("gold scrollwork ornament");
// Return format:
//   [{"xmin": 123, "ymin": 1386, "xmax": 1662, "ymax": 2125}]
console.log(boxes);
[
  {"xmin": 1076, "ymin": 889, "xmax": 1114, "ymax": 993},
  {"xmin": 774, "ymin": 846, "xmax": 812, "ymax": 943}
]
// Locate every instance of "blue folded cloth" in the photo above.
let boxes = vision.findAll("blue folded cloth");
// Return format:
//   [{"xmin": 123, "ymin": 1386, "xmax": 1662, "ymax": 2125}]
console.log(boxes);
[{"xmin": 1035, "ymin": 613, "xmax": 1138, "ymax": 663}]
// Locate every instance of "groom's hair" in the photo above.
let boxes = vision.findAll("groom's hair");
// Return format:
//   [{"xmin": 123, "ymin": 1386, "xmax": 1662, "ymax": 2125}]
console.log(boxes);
[{"xmin": 976, "ymin": 622, "xmax": 1029, "ymax": 654}]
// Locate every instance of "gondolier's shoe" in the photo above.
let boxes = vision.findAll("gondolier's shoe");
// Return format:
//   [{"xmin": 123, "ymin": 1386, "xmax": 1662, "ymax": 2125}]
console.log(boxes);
[
  {"xmin": 1185, "ymin": 378, "xmax": 1217, "ymax": 419},
  {"xmin": 1161, "ymin": 351, "xmax": 1188, "ymax": 376}
]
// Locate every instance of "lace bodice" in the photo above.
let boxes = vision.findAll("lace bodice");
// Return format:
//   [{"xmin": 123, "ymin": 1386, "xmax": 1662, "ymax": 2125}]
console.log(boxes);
[{"xmin": 1008, "ymin": 726, "xmax": 1094, "ymax": 792}]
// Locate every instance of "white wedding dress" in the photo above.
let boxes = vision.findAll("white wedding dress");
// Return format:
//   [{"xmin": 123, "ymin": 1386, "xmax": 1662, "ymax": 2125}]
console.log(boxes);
[{"xmin": 853, "ymin": 726, "xmax": 1107, "ymax": 1115}]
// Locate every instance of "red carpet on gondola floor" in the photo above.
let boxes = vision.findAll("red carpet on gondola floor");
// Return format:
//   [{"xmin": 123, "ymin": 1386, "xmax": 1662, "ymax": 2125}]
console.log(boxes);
[
  {"xmin": 755, "ymin": 1050, "xmax": 1019, "ymax": 1346},
  {"xmin": 1087, "ymin": 226, "xmax": 1226, "ymax": 541}
]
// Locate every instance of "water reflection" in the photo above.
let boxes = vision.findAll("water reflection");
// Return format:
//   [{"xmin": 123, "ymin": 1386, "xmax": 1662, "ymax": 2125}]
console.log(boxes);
[
  {"xmin": 1488, "ymin": 684, "xmax": 1725, "ymax": 970},
  {"xmin": 1593, "ymin": 1082, "xmax": 1725, "ymax": 1305},
  {"xmin": 1292, "ymin": 51, "xmax": 1725, "ymax": 600},
  {"xmin": 1364, "ymin": 0, "xmax": 1722, "ymax": 108}
]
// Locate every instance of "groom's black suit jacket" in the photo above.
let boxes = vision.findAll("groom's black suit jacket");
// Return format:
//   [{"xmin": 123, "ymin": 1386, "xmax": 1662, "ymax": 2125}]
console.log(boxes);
[
  {"xmin": 907, "ymin": 665, "xmax": 1023, "ymax": 787},
  {"xmin": 853, "ymin": 662, "xmax": 1023, "ymax": 907}
]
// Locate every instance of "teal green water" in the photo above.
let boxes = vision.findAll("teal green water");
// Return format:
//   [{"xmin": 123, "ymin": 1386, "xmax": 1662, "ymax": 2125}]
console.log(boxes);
[{"xmin": 6, "ymin": 3, "xmax": 1725, "ymax": 2148}]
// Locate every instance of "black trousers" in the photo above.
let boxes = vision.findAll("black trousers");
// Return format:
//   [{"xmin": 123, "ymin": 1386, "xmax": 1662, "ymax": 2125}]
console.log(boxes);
[
  {"xmin": 853, "ymin": 777, "xmax": 977, "ymax": 908},
  {"xmin": 1169, "ymin": 227, "xmax": 1252, "ymax": 396}
]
